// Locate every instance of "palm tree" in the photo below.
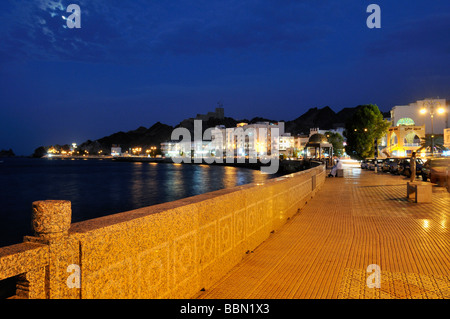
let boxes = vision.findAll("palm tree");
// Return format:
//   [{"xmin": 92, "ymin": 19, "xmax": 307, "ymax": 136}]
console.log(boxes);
[{"xmin": 417, "ymin": 135, "xmax": 447, "ymax": 154}]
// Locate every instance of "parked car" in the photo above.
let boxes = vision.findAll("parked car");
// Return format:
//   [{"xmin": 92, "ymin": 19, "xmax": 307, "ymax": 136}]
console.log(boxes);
[
  {"xmin": 421, "ymin": 158, "xmax": 450, "ymax": 184},
  {"xmin": 414, "ymin": 158, "xmax": 425, "ymax": 177},
  {"xmin": 398, "ymin": 158, "xmax": 424, "ymax": 178},
  {"xmin": 421, "ymin": 159, "xmax": 431, "ymax": 181},
  {"xmin": 364, "ymin": 159, "xmax": 374, "ymax": 170},
  {"xmin": 381, "ymin": 158, "xmax": 393, "ymax": 172},
  {"xmin": 361, "ymin": 159, "xmax": 369, "ymax": 169},
  {"xmin": 368, "ymin": 159, "xmax": 384, "ymax": 171},
  {"xmin": 397, "ymin": 158, "xmax": 408, "ymax": 176},
  {"xmin": 386, "ymin": 158, "xmax": 401, "ymax": 174}
]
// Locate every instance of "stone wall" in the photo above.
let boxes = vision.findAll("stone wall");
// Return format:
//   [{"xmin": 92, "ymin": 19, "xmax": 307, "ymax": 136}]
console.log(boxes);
[{"xmin": 0, "ymin": 165, "xmax": 325, "ymax": 299}]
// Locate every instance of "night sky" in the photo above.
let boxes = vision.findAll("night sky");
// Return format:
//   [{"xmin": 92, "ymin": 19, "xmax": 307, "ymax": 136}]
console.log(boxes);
[{"xmin": 1, "ymin": 0, "xmax": 449, "ymax": 155}]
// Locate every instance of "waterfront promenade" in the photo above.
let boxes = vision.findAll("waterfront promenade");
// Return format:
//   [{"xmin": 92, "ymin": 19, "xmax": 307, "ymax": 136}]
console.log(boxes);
[{"xmin": 197, "ymin": 161, "xmax": 450, "ymax": 299}]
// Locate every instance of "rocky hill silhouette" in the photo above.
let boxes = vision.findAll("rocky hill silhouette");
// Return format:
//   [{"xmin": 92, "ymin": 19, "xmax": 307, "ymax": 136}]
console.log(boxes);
[{"xmin": 33, "ymin": 105, "xmax": 387, "ymax": 156}]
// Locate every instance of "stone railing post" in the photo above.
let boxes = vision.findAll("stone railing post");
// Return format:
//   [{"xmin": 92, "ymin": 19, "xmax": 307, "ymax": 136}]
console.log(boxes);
[
  {"xmin": 31, "ymin": 200, "xmax": 72, "ymax": 240},
  {"xmin": 21, "ymin": 200, "xmax": 80, "ymax": 299}
]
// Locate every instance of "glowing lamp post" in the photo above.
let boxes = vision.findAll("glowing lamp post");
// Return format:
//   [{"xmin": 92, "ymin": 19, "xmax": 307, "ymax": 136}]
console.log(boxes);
[{"xmin": 420, "ymin": 100, "xmax": 446, "ymax": 156}]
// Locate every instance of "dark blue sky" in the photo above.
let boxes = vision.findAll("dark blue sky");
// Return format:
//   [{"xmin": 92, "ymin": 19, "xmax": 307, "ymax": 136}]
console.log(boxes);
[{"xmin": 1, "ymin": 0, "xmax": 449, "ymax": 155}]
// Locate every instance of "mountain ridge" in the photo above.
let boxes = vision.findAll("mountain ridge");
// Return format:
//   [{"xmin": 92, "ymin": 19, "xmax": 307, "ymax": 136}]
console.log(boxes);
[{"xmin": 33, "ymin": 105, "xmax": 388, "ymax": 156}]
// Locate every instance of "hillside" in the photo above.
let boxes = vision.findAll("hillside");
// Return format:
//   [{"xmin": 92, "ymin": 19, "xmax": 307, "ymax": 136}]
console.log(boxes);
[
  {"xmin": 284, "ymin": 106, "xmax": 363, "ymax": 135},
  {"xmin": 78, "ymin": 122, "xmax": 174, "ymax": 154},
  {"xmin": 33, "ymin": 105, "xmax": 381, "ymax": 156}
]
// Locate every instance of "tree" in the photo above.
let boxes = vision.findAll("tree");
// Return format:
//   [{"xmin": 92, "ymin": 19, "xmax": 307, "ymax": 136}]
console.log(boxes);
[
  {"xmin": 344, "ymin": 104, "xmax": 391, "ymax": 160},
  {"xmin": 32, "ymin": 146, "xmax": 47, "ymax": 158},
  {"xmin": 0, "ymin": 149, "xmax": 15, "ymax": 157},
  {"xmin": 417, "ymin": 134, "xmax": 447, "ymax": 154},
  {"xmin": 325, "ymin": 131, "xmax": 345, "ymax": 157}
]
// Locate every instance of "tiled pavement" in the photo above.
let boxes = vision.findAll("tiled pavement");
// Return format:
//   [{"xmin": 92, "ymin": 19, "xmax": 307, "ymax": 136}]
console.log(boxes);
[{"xmin": 197, "ymin": 161, "xmax": 450, "ymax": 299}]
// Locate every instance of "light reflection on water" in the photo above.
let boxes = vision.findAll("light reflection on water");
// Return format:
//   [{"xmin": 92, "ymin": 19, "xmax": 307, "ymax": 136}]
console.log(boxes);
[{"xmin": 0, "ymin": 158, "xmax": 274, "ymax": 246}]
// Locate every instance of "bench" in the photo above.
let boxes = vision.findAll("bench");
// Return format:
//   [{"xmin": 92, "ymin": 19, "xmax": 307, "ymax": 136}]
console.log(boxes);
[
  {"xmin": 336, "ymin": 169, "xmax": 344, "ymax": 177},
  {"xmin": 406, "ymin": 182, "xmax": 432, "ymax": 203}
]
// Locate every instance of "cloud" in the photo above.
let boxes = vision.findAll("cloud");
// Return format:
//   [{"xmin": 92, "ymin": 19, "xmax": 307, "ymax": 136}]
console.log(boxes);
[
  {"xmin": 0, "ymin": 0, "xmax": 116, "ymax": 63},
  {"xmin": 0, "ymin": 0, "xmax": 332, "ymax": 65},
  {"xmin": 38, "ymin": 0, "xmax": 65, "ymax": 12}
]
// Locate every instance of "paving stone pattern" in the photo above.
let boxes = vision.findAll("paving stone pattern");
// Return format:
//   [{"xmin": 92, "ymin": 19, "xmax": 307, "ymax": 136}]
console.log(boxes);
[{"xmin": 197, "ymin": 165, "xmax": 450, "ymax": 299}]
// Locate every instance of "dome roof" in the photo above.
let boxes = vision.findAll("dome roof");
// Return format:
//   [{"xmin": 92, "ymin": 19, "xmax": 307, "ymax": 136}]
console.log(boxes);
[
  {"xmin": 396, "ymin": 117, "xmax": 415, "ymax": 126},
  {"xmin": 308, "ymin": 133, "xmax": 328, "ymax": 144}
]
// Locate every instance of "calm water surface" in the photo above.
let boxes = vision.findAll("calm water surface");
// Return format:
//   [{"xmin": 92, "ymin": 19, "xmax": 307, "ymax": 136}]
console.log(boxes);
[{"xmin": 0, "ymin": 157, "xmax": 274, "ymax": 246}]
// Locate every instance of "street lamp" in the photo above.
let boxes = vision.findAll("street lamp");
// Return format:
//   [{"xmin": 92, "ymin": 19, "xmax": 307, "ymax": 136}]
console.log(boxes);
[{"xmin": 420, "ymin": 100, "xmax": 446, "ymax": 156}]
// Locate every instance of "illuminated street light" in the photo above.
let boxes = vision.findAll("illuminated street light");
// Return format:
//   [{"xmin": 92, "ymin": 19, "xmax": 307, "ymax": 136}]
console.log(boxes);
[{"xmin": 419, "ymin": 99, "xmax": 446, "ymax": 156}]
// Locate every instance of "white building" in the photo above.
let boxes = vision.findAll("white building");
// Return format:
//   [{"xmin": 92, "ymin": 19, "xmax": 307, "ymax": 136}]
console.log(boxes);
[
  {"xmin": 161, "ymin": 138, "xmax": 224, "ymax": 160},
  {"xmin": 225, "ymin": 122, "xmax": 282, "ymax": 159},
  {"xmin": 295, "ymin": 136, "xmax": 310, "ymax": 151},
  {"xmin": 383, "ymin": 122, "xmax": 426, "ymax": 158},
  {"xmin": 309, "ymin": 127, "xmax": 345, "ymax": 139},
  {"xmin": 111, "ymin": 145, "xmax": 122, "ymax": 156},
  {"xmin": 390, "ymin": 98, "xmax": 449, "ymax": 135},
  {"xmin": 279, "ymin": 133, "xmax": 295, "ymax": 157},
  {"xmin": 161, "ymin": 141, "xmax": 190, "ymax": 158},
  {"xmin": 162, "ymin": 122, "xmax": 284, "ymax": 161},
  {"xmin": 444, "ymin": 128, "xmax": 450, "ymax": 150}
]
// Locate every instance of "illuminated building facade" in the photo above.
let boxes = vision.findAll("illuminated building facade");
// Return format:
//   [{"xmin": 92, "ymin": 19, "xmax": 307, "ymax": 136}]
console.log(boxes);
[
  {"xmin": 384, "ymin": 119, "xmax": 425, "ymax": 158},
  {"xmin": 111, "ymin": 145, "xmax": 122, "ymax": 156},
  {"xmin": 161, "ymin": 122, "xmax": 284, "ymax": 160},
  {"xmin": 444, "ymin": 128, "xmax": 450, "ymax": 153},
  {"xmin": 390, "ymin": 98, "xmax": 448, "ymax": 135},
  {"xmin": 224, "ymin": 122, "xmax": 282, "ymax": 159}
]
